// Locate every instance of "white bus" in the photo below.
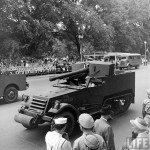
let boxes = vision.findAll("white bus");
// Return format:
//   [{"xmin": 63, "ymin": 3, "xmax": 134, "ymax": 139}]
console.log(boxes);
[{"xmin": 103, "ymin": 52, "xmax": 142, "ymax": 69}]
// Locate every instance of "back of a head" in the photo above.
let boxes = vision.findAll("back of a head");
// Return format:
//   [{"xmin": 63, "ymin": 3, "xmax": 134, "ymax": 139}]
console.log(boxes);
[
  {"xmin": 78, "ymin": 113, "xmax": 94, "ymax": 129},
  {"xmin": 84, "ymin": 134, "xmax": 100, "ymax": 150}
]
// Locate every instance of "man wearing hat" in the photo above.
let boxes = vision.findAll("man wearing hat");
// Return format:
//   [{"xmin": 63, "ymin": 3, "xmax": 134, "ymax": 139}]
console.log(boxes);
[
  {"xmin": 142, "ymin": 89, "xmax": 150, "ymax": 118},
  {"xmin": 45, "ymin": 117, "xmax": 72, "ymax": 150},
  {"xmin": 123, "ymin": 117, "xmax": 149, "ymax": 150},
  {"xmin": 73, "ymin": 113, "xmax": 107, "ymax": 150},
  {"xmin": 94, "ymin": 105, "xmax": 115, "ymax": 150}
]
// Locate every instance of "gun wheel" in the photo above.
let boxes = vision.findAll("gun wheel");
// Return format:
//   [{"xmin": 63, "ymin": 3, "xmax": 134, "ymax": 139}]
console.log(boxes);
[
  {"xmin": 54, "ymin": 111, "xmax": 75, "ymax": 136},
  {"xmin": 3, "ymin": 86, "xmax": 18, "ymax": 103}
]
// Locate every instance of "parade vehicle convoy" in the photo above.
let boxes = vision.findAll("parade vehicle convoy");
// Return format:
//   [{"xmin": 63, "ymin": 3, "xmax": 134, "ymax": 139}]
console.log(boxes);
[
  {"xmin": 0, "ymin": 71, "xmax": 28, "ymax": 103},
  {"xmin": 14, "ymin": 61, "xmax": 135, "ymax": 136}
]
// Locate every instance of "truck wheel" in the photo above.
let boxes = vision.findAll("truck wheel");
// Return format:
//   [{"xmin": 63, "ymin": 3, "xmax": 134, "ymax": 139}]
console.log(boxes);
[
  {"xmin": 54, "ymin": 111, "xmax": 75, "ymax": 136},
  {"xmin": 3, "ymin": 86, "xmax": 18, "ymax": 103}
]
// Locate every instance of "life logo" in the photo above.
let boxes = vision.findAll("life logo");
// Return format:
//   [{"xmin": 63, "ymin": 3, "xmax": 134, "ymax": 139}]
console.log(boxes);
[{"xmin": 125, "ymin": 137, "xmax": 149, "ymax": 149}]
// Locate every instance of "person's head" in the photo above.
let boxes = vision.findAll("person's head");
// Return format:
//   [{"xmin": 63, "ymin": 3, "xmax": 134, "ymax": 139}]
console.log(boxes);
[
  {"xmin": 78, "ymin": 113, "xmax": 94, "ymax": 132},
  {"xmin": 84, "ymin": 134, "xmax": 100, "ymax": 150},
  {"xmin": 52, "ymin": 117, "xmax": 67, "ymax": 132},
  {"xmin": 147, "ymin": 89, "xmax": 150, "ymax": 99},
  {"xmin": 130, "ymin": 117, "xmax": 148, "ymax": 134},
  {"xmin": 100, "ymin": 105, "xmax": 113, "ymax": 120}
]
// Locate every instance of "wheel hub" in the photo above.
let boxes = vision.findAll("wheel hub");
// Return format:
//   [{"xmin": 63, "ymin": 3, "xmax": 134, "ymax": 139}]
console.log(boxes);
[{"xmin": 8, "ymin": 91, "xmax": 15, "ymax": 99}]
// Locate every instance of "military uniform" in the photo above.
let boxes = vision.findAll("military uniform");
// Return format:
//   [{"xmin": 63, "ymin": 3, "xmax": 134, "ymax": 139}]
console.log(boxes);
[
  {"xmin": 94, "ymin": 117, "xmax": 115, "ymax": 150},
  {"xmin": 45, "ymin": 130, "xmax": 72, "ymax": 150},
  {"xmin": 73, "ymin": 131, "xmax": 107, "ymax": 150}
]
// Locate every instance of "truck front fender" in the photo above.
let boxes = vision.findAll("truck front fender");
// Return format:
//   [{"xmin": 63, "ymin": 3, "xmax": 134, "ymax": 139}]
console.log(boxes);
[{"xmin": 48, "ymin": 103, "xmax": 80, "ymax": 117}]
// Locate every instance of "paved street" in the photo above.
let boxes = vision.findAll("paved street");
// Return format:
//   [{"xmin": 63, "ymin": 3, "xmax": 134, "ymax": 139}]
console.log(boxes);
[{"xmin": 0, "ymin": 65, "xmax": 150, "ymax": 150}]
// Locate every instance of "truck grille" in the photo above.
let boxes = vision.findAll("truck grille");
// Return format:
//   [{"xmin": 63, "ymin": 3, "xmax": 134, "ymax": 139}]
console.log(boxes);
[{"xmin": 29, "ymin": 96, "xmax": 49, "ymax": 114}]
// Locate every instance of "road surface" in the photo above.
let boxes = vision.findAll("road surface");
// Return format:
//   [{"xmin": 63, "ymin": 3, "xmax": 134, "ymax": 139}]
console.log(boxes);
[{"xmin": 0, "ymin": 65, "xmax": 150, "ymax": 150}]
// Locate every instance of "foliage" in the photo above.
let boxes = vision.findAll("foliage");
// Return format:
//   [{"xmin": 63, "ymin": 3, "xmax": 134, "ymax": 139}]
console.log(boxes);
[{"xmin": 1, "ymin": 0, "xmax": 150, "ymax": 61}]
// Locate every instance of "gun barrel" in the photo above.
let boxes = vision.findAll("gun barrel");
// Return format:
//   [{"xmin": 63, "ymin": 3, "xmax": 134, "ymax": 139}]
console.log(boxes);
[{"xmin": 49, "ymin": 68, "xmax": 89, "ymax": 81}]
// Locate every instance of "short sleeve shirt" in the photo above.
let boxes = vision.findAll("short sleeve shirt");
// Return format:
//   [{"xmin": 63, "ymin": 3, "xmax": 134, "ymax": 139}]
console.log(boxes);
[{"xmin": 143, "ymin": 99, "xmax": 150, "ymax": 114}]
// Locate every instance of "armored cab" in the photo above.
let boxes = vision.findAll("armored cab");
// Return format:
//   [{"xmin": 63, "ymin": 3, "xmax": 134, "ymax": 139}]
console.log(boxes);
[{"xmin": 14, "ymin": 61, "xmax": 135, "ymax": 135}]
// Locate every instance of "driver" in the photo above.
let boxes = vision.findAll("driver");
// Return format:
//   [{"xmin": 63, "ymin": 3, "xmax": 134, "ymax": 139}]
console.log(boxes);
[{"xmin": 85, "ymin": 76, "xmax": 95, "ymax": 87}]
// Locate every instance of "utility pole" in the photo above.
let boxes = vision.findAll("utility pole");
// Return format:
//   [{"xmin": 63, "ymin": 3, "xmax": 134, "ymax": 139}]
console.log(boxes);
[{"xmin": 144, "ymin": 41, "xmax": 147, "ymax": 66}]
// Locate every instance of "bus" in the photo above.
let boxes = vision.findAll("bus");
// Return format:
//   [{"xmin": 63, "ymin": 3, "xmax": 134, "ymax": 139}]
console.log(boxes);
[
  {"xmin": 84, "ymin": 52, "xmax": 106, "ymax": 61},
  {"xmin": 103, "ymin": 52, "xmax": 142, "ymax": 70}
]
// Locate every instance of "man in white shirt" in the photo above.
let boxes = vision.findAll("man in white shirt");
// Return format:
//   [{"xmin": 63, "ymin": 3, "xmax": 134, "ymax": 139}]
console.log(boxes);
[{"xmin": 45, "ymin": 117, "xmax": 72, "ymax": 150}]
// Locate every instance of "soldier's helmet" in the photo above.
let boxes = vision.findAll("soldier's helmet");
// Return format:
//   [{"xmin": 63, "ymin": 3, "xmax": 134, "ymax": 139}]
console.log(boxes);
[{"xmin": 78, "ymin": 113, "xmax": 94, "ymax": 129}]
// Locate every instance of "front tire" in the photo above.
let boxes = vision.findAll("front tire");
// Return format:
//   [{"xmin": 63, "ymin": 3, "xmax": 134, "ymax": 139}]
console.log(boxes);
[
  {"xmin": 3, "ymin": 86, "xmax": 18, "ymax": 103},
  {"xmin": 54, "ymin": 111, "xmax": 75, "ymax": 136}
]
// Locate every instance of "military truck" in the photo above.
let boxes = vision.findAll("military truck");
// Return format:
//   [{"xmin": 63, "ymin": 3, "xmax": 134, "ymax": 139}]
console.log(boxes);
[
  {"xmin": 0, "ymin": 71, "xmax": 28, "ymax": 103},
  {"xmin": 14, "ymin": 61, "xmax": 135, "ymax": 135}
]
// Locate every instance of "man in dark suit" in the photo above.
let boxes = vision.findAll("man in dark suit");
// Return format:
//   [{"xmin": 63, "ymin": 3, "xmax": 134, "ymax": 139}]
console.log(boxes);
[{"xmin": 94, "ymin": 105, "xmax": 116, "ymax": 150}]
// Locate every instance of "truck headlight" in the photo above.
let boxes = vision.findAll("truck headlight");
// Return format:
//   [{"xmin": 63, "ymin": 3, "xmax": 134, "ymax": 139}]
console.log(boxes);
[{"xmin": 22, "ymin": 94, "xmax": 30, "ymax": 102}]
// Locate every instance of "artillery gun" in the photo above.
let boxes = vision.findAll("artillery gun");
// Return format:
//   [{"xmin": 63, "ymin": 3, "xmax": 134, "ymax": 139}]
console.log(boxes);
[{"xmin": 14, "ymin": 61, "xmax": 135, "ymax": 135}]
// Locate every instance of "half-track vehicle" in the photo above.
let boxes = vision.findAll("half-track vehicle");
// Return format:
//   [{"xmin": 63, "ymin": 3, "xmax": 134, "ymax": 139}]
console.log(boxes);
[
  {"xmin": 0, "ymin": 71, "xmax": 28, "ymax": 103},
  {"xmin": 14, "ymin": 61, "xmax": 135, "ymax": 135}
]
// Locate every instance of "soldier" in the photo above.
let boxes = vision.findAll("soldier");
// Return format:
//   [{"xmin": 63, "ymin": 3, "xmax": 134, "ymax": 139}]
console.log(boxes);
[
  {"xmin": 142, "ymin": 89, "xmax": 150, "ymax": 118},
  {"xmin": 45, "ymin": 117, "xmax": 72, "ymax": 150},
  {"xmin": 94, "ymin": 105, "xmax": 116, "ymax": 150},
  {"xmin": 73, "ymin": 113, "xmax": 107, "ymax": 150}
]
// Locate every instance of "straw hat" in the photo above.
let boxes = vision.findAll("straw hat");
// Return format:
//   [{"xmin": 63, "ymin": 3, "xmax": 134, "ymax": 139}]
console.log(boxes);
[{"xmin": 130, "ymin": 117, "xmax": 147, "ymax": 131}]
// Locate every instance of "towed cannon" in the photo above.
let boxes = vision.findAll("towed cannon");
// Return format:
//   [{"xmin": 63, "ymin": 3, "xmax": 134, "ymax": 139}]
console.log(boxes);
[
  {"xmin": 49, "ymin": 67, "xmax": 89, "ymax": 81},
  {"xmin": 14, "ymin": 61, "xmax": 135, "ymax": 136}
]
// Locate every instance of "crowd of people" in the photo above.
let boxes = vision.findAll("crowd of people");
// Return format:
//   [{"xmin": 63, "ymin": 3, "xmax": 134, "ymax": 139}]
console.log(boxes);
[
  {"xmin": 45, "ymin": 105, "xmax": 115, "ymax": 150},
  {"xmin": 45, "ymin": 89, "xmax": 150, "ymax": 150}
]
